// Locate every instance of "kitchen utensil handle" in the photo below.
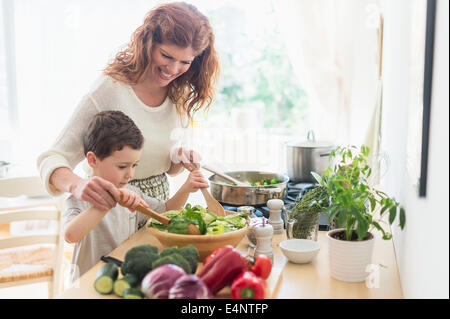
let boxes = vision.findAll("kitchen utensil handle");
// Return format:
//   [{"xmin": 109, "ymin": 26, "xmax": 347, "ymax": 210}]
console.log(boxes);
[
  {"xmin": 135, "ymin": 204, "xmax": 170, "ymax": 226},
  {"xmin": 201, "ymin": 164, "xmax": 247, "ymax": 186},
  {"xmin": 101, "ymin": 255, "xmax": 123, "ymax": 267},
  {"xmin": 119, "ymin": 195, "xmax": 170, "ymax": 226}
]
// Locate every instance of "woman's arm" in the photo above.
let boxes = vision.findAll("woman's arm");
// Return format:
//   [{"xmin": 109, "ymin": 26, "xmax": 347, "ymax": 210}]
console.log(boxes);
[
  {"xmin": 38, "ymin": 91, "xmax": 120, "ymax": 209},
  {"xmin": 166, "ymin": 161, "xmax": 185, "ymax": 176},
  {"xmin": 166, "ymin": 147, "xmax": 202, "ymax": 176},
  {"xmin": 50, "ymin": 168, "xmax": 120, "ymax": 211},
  {"xmin": 37, "ymin": 94, "xmax": 98, "ymax": 195},
  {"xmin": 64, "ymin": 206, "xmax": 108, "ymax": 243}
]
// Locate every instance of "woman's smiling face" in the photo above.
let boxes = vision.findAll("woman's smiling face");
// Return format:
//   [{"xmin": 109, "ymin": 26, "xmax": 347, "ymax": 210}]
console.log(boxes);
[{"xmin": 150, "ymin": 42, "xmax": 196, "ymax": 87}]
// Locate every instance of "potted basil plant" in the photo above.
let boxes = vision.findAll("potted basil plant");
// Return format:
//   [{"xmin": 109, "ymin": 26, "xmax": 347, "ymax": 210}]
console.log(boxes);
[{"xmin": 312, "ymin": 145, "xmax": 405, "ymax": 282}]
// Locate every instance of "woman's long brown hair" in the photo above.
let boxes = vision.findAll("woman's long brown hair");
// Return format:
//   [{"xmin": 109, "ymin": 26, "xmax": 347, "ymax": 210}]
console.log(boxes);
[{"xmin": 104, "ymin": 2, "xmax": 220, "ymax": 126}]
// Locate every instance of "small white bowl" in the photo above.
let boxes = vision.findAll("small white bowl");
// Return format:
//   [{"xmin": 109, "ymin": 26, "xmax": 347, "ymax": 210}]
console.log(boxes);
[{"xmin": 279, "ymin": 239, "xmax": 320, "ymax": 264}]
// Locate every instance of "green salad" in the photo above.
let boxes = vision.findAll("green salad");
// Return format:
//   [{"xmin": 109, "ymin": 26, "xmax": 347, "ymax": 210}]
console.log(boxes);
[{"xmin": 148, "ymin": 204, "xmax": 248, "ymax": 235}]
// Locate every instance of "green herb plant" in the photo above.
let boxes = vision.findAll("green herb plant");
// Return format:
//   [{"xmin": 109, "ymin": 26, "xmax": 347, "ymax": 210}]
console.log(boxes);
[
  {"xmin": 312, "ymin": 145, "xmax": 406, "ymax": 241},
  {"xmin": 289, "ymin": 186, "xmax": 329, "ymax": 239}
]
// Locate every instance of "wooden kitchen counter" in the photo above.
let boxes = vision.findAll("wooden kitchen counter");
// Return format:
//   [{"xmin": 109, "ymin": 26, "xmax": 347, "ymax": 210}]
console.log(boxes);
[{"xmin": 58, "ymin": 227, "xmax": 403, "ymax": 299}]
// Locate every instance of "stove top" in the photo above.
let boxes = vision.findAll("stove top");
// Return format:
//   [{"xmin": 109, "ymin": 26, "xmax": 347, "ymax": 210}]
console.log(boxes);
[{"xmin": 221, "ymin": 181, "xmax": 330, "ymax": 231}]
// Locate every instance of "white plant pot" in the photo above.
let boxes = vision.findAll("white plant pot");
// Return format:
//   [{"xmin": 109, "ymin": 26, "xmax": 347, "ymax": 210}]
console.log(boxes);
[{"xmin": 327, "ymin": 228, "xmax": 375, "ymax": 283}]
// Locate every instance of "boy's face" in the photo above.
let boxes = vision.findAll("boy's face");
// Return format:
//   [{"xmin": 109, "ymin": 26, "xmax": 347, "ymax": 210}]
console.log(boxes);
[{"xmin": 87, "ymin": 146, "xmax": 142, "ymax": 188}]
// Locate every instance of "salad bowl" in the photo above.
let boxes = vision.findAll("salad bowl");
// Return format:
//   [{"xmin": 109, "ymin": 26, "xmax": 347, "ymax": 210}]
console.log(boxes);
[{"xmin": 147, "ymin": 210, "xmax": 252, "ymax": 261}]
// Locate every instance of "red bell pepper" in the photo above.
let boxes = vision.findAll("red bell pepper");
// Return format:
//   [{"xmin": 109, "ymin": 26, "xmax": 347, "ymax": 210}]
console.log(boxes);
[
  {"xmin": 246, "ymin": 254, "xmax": 272, "ymax": 279},
  {"xmin": 203, "ymin": 247, "xmax": 222, "ymax": 265},
  {"xmin": 197, "ymin": 245, "xmax": 246, "ymax": 295},
  {"xmin": 231, "ymin": 271, "xmax": 266, "ymax": 299}
]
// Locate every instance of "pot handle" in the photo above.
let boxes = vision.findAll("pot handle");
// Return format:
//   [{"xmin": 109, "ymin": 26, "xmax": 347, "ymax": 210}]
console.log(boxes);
[
  {"xmin": 319, "ymin": 153, "xmax": 331, "ymax": 157},
  {"xmin": 307, "ymin": 130, "xmax": 315, "ymax": 142}
]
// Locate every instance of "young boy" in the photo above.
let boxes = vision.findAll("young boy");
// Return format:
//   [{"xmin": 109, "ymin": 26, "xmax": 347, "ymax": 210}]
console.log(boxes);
[{"xmin": 63, "ymin": 110, "xmax": 208, "ymax": 282}]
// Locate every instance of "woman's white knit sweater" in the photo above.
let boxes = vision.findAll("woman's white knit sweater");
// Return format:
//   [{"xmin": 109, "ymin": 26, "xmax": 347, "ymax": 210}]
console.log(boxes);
[{"xmin": 37, "ymin": 75, "xmax": 184, "ymax": 196}]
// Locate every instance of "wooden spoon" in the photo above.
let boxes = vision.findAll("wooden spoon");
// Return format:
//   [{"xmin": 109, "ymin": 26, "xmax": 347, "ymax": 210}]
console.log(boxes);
[
  {"xmin": 201, "ymin": 164, "xmax": 249, "ymax": 187},
  {"xmin": 119, "ymin": 199, "xmax": 201, "ymax": 235},
  {"xmin": 200, "ymin": 188, "xmax": 226, "ymax": 217}
]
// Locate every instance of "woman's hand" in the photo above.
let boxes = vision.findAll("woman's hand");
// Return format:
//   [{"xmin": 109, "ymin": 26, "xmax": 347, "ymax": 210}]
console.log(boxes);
[
  {"xmin": 118, "ymin": 188, "xmax": 149, "ymax": 212},
  {"xmin": 71, "ymin": 176, "xmax": 121, "ymax": 211},
  {"xmin": 168, "ymin": 147, "xmax": 202, "ymax": 175},
  {"xmin": 182, "ymin": 169, "xmax": 209, "ymax": 193}
]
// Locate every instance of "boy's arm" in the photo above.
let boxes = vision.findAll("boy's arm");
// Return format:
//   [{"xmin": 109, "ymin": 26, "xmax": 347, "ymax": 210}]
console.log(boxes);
[
  {"xmin": 165, "ymin": 169, "xmax": 209, "ymax": 211},
  {"xmin": 64, "ymin": 206, "xmax": 108, "ymax": 243},
  {"xmin": 165, "ymin": 183, "xmax": 190, "ymax": 211}
]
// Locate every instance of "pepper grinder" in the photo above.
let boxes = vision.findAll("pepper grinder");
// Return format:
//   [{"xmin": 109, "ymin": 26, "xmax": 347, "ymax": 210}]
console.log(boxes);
[
  {"xmin": 253, "ymin": 220, "xmax": 274, "ymax": 263},
  {"xmin": 267, "ymin": 199, "xmax": 284, "ymax": 234}
]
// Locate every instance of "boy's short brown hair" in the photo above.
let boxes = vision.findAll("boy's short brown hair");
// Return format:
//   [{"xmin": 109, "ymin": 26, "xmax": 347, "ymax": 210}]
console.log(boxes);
[{"xmin": 83, "ymin": 110, "xmax": 144, "ymax": 160}]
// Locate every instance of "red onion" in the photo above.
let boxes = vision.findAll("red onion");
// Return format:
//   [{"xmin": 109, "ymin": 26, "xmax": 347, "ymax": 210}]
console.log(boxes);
[
  {"xmin": 141, "ymin": 264, "xmax": 186, "ymax": 299},
  {"xmin": 168, "ymin": 274, "xmax": 212, "ymax": 299}
]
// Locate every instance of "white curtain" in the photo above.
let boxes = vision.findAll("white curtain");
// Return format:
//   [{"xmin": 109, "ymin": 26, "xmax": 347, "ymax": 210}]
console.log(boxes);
[
  {"xmin": 0, "ymin": 0, "xmax": 17, "ymax": 164},
  {"xmin": 274, "ymin": 0, "xmax": 381, "ymax": 146},
  {"xmin": 6, "ymin": 0, "xmax": 162, "ymax": 175}
]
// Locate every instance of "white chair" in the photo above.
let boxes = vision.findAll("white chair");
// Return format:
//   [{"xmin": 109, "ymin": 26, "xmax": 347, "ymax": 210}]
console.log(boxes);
[{"xmin": 0, "ymin": 176, "xmax": 64, "ymax": 298}]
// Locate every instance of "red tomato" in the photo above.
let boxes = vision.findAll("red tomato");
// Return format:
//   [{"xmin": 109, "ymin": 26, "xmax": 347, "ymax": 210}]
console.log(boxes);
[{"xmin": 248, "ymin": 255, "xmax": 272, "ymax": 279}]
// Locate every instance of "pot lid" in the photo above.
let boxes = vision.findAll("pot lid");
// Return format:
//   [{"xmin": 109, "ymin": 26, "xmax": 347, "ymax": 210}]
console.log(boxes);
[{"xmin": 286, "ymin": 130, "xmax": 334, "ymax": 149}]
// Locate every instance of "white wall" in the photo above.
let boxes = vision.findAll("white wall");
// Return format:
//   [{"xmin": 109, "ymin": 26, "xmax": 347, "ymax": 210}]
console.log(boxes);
[{"xmin": 381, "ymin": 0, "xmax": 449, "ymax": 298}]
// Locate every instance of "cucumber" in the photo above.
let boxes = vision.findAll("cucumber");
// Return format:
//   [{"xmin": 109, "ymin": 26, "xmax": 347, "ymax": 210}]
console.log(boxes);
[
  {"xmin": 113, "ymin": 274, "xmax": 139, "ymax": 297},
  {"xmin": 94, "ymin": 262, "xmax": 118, "ymax": 294},
  {"xmin": 123, "ymin": 288, "xmax": 144, "ymax": 299}
]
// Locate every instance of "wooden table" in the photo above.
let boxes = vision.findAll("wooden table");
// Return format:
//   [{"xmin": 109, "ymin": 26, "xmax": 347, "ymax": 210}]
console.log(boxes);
[{"xmin": 58, "ymin": 226, "xmax": 403, "ymax": 299}]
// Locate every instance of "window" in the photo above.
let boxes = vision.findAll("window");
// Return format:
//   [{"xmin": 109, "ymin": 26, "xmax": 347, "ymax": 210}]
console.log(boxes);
[
  {"xmin": 203, "ymin": 0, "xmax": 308, "ymax": 130},
  {"xmin": 186, "ymin": 0, "xmax": 309, "ymax": 172},
  {"xmin": 1, "ymin": 0, "xmax": 307, "ymax": 175}
]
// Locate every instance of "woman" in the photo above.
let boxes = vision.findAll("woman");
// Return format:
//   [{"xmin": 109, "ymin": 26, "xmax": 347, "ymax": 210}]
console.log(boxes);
[{"xmin": 37, "ymin": 2, "xmax": 219, "ymax": 211}]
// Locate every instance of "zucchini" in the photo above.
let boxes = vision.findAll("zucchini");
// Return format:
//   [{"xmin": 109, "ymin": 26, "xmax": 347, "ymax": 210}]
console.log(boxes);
[
  {"xmin": 113, "ymin": 274, "xmax": 139, "ymax": 297},
  {"xmin": 123, "ymin": 288, "xmax": 144, "ymax": 299},
  {"xmin": 94, "ymin": 262, "xmax": 118, "ymax": 294}
]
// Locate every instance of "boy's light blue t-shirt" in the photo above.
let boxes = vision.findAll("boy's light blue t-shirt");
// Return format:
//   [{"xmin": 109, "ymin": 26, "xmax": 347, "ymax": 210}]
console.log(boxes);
[{"xmin": 63, "ymin": 184, "xmax": 166, "ymax": 283}]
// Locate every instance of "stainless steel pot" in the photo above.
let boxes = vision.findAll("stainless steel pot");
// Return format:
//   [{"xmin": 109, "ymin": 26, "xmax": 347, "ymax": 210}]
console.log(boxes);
[
  {"xmin": 208, "ymin": 171, "xmax": 289, "ymax": 206},
  {"xmin": 286, "ymin": 131, "xmax": 334, "ymax": 183}
]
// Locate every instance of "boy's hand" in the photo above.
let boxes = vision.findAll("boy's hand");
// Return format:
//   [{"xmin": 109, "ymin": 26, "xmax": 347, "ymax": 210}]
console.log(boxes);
[
  {"xmin": 182, "ymin": 170, "xmax": 209, "ymax": 193},
  {"xmin": 118, "ymin": 188, "xmax": 149, "ymax": 212}
]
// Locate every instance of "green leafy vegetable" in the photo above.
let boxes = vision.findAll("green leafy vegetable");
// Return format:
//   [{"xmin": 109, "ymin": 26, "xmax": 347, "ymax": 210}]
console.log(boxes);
[
  {"xmin": 167, "ymin": 217, "xmax": 191, "ymax": 234},
  {"xmin": 223, "ymin": 212, "xmax": 248, "ymax": 228},
  {"xmin": 149, "ymin": 204, "xmax": 248, "ymax": 236}
]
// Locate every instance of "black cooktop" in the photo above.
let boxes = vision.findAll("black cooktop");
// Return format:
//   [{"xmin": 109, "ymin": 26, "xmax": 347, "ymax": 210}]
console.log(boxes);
[{"xmin": 221, "ymin": 181, "xmax": 330, "ymax": 231}]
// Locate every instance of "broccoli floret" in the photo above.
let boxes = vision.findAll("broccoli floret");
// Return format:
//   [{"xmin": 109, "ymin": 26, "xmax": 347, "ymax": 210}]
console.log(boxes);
[
  {"xmin": 177, "ymin": 245, "xmax": 199, "ymax": 274},
  {"xmin": 124, "ymin": 245, "xmax": 158, "ymax": 262},
  {"xmin": 151, "ymin": 253, "xmax": 191, "ymax": 274},
  {"xmin": 159, "ymin": 246, "xmax": 179, "ymax": 258},
  {"xmin": 121, "ymin": 253, "xmax": 159, "ymax": 280}
]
